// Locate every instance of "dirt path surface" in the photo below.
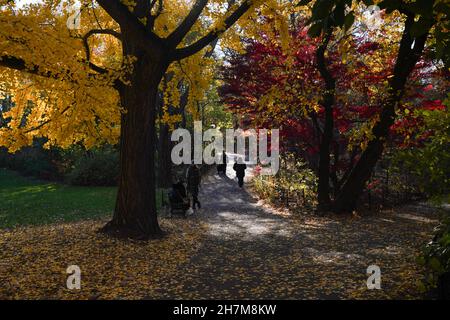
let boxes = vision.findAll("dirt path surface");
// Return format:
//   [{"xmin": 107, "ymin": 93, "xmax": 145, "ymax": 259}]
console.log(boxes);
[{"xmin": 153, "ymin": 168, "xmax": 440, "ymax": 299}]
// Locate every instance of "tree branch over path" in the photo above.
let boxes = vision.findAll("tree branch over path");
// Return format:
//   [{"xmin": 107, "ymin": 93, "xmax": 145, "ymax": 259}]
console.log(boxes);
[
  {"xmin": 166, "ymin": 0, "xmax": 208, "ymax": 47},
  {"xmin": 171, "ymin": 0, "xmax": 252, "ymax": 61}
]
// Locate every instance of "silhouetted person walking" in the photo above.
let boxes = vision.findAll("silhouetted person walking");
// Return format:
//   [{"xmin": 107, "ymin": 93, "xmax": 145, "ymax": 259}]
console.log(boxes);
[
  {"xmin": 217, "ymin": 152, "xmax": 227, "ymax": 174},
  {"xmin": 233, "ymin": 157, "xmax": 247, "ymax": 188},
  {"xmin": 187, "ymin": 163, "xmax": 201, "ymax": 210}
]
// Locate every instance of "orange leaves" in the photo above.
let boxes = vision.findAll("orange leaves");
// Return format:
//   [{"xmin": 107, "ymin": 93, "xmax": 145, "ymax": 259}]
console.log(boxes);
[{"xmin": 0, "ymin": 217, "xmax": 205, "ymax": 299}]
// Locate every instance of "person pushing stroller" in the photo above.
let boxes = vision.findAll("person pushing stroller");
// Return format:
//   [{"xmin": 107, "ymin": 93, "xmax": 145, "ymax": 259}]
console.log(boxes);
[
  {"xmin": 187, "ymin": 162, "xmax": 201, "ymax": 210},
  {"xmin": 169, "ymin": 178, "xmax": 190, "ymax": 216}
]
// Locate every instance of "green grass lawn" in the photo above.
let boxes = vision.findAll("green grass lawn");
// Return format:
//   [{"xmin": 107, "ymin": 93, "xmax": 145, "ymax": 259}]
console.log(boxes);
[
  {"xmin": 0, "ymin": 168, "xmax": 116, "ymax": 229},
  {"xmin": 0, "ymin": 168, "xmax": 166, "ymax": 229}
]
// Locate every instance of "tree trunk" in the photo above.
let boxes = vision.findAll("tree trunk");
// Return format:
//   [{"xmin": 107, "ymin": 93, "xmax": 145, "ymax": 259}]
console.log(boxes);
[
  {"xmin": 316, "ymin": 30, "xmax": 335, "ymax": 210},
  {"xmin": 332, "ymin": 15, "xmax": 430, "ymax": 213},
  {"xmin": 101, "ymin": 38, "xmax": 169, "ymax": 239}
]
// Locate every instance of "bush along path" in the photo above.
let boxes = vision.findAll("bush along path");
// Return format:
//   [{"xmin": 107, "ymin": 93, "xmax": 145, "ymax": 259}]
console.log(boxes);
[{"xmin": 152, "ymin": 167, "xmax": 441, "ymax": 299}]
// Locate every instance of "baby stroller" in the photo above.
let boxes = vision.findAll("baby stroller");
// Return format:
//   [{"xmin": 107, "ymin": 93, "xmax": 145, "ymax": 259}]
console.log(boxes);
[{"xmin": 168, "ymin": 180, "xmax": 190, "ymax": 217}]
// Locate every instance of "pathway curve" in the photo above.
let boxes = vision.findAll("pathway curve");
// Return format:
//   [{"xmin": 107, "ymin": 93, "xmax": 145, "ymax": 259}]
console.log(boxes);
[{"xmin": 154, "ymin": 166, "xmax": 440, "ymax": 299}]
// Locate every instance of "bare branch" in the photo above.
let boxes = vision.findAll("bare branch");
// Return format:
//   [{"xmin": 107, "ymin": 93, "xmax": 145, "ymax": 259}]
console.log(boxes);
[
  {"xmin": 0, "ymin": 55, "xmax": 57, "ymax": 78},
  {"xmin": 24, "ymin": 105, "xmax": 71, "ymax": 134}
]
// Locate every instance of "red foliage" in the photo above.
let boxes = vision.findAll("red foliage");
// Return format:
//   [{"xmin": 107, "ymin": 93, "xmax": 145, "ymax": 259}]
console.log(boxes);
[{"xmin": 220, "ymin": 23, "xmax": 448, "ymax": 176}]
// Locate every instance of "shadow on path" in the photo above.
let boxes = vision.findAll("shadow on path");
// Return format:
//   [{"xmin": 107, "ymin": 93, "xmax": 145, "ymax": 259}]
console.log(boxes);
[{"xmin": 154, "ymin": 168, "xmax": 440, "ymax": 299}]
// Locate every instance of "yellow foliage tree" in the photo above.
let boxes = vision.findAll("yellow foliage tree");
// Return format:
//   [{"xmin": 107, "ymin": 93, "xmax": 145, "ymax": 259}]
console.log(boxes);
[{"xmin": 0, "ymin": 0, "xmax": 293, "ymax": 239}]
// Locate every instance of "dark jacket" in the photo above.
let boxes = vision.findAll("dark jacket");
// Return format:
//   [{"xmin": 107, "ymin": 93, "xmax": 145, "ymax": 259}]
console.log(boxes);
[
  {"xmin": 233, "ymin": 163, "xmax": 247, "ymax": 177},
  {"xmin": 187, "ymin": 165, "xmax": 201, "ymax": 193}
]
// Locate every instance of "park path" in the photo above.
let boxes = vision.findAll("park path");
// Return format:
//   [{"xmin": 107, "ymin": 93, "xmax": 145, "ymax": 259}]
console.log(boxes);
[{"xmin": 154, "ymin": 165, "xmax": 440, "ymax": 299}]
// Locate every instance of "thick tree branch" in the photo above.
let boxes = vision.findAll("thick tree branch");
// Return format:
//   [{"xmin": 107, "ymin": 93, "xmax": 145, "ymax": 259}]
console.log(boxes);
[
  {"xmin": 0, "ymin": 55, "xmax": 56, "ymax": 78},
  {"xmin": 96, "ymin": 0, "xmax": 165, "ymax": 54},
  {"xmin": 147, "ymin": 0, "xmax": 163, "ymax": 30},
  {"xmin": 0, "ymin": 54, "xmax": 123, "ymax": 89},
  {"xmin": 134, "ymin": 0, "xmax": 152, "ymax": 18},
  {"xmin": 315, "ymin": 28, "xmax": 335, "ymax": 208},
  {"xmin": 171, "ymin": 0, "xmax": 252, "ymax": 61},
  {"xmin": 166, "ymin": 0, "xmax": 208, "ymax": 47}
]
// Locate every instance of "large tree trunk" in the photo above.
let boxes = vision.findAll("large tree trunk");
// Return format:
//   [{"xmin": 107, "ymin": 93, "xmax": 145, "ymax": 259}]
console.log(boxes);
[
  {"xmin": 332, "ymin": 15, "xmax": 430, "ymax": 213},
  {"xmin": 101, "ymin": 37, "xmax": 169, "ymax": 239}
]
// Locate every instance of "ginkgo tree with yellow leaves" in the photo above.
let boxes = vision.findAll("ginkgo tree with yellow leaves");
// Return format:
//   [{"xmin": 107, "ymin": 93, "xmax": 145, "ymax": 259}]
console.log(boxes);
[{"xmin": 0, "ymin": 0, "xmax": 295, "ymax": 239}]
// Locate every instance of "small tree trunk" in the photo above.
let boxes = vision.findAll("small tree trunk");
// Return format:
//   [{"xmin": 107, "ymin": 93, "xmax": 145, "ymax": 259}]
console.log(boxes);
[
  {"xmin": 316, "ymin": 30, "xmax": 335, "ymax": 210},
  {"xmin": 101, "ymin": 47, "xmax": 168, "ymax": 239},
  {"xmin": 333, "ymin": 15, "xmax": 430, "ymax": 213}
]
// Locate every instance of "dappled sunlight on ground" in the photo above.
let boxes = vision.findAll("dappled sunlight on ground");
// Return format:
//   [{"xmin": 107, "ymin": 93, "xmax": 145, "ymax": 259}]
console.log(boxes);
[
  {"xmin": 0, "ymin": 218, "xmax": 204, "ymax": 299},
  {"xmin": 0, "ymin": 168, "xmax": 442, "ymax": 299},
  {"xmin": 152, "ymin": 170, "xmax": 441, "ymax": 299}
]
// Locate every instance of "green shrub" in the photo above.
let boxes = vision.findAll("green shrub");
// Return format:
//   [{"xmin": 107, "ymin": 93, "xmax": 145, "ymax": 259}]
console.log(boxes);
[
  {"xmin": 252, "ymin": 153, "xmax": 317, "ymax": 208},
  {"xmin": 0, "ymin": 140, "xmax": 61, "ymax": 180},
  {"xmin": 66, "ymin": 147, "xmax": 119, "ymax": 186},
  {"xmin": 418, "ymin": 212, "xmax": 450, "ymax": 298},
  {"xmin": 392, "ymin": 100, "xmax": 450, "ymax": 199}
]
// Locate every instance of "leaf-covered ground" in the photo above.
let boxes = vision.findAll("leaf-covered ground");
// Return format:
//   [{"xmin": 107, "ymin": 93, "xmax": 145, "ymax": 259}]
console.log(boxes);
[
  {"xmin": 0, "ymin": 218, "xmax": 204, "ymax": 299},
  {"xmin": 0, "ymin": 169, "xmax": 441, "ymax": 299},
  {"xmin": 151, "ymin": 173, "xmax": 440, "ymax": 299}
]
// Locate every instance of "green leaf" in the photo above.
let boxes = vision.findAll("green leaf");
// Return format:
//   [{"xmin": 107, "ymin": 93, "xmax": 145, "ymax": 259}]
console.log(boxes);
[
  {"xmin": 344, "ymin": 12, "xmax": 355, "ymax": 31},
  {"xmin": 312, "ymin": 0, "xmax": 334, "ymax": 20},
  {"xmin": 429, "ymin": 257, "xmax": 444, "ymax": 273},
  {"xmin": 333, "ymin": 4, "xmax": 346, "ymax": 26},
  {"xmin": 308, "ymin": 22, "xmax": 323, "ymax": 37},
  {"xmin": 417, "ymin": 256, "xmax": 425, "ymax": 266}
]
